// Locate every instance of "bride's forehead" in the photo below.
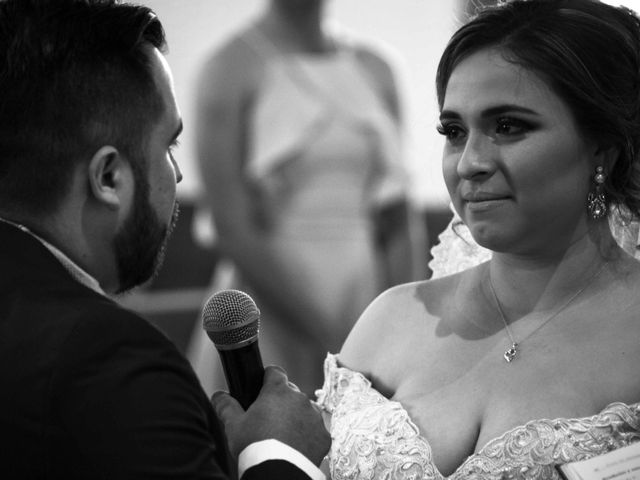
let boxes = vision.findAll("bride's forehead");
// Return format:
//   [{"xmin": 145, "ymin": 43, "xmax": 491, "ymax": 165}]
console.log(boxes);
[{"xmin": 443, "ymin": 49, "xmax": 564, "ymax": 116}]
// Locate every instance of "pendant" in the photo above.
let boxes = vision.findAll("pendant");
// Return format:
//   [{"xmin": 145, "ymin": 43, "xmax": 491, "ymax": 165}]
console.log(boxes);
[{"xmin": 504, "ymin": 344, "xmax": 518, "ymax": 363}]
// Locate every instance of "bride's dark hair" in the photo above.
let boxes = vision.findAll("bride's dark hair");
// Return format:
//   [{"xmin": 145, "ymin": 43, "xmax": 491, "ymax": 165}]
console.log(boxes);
[{"xmin": 436, "ymin": 0, "xmax": 640, "ymax": 221}]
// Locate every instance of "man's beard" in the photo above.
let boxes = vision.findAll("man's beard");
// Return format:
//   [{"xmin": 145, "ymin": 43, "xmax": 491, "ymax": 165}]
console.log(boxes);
[{"xmin": 113, "ymin": 180, "xmax": 180, "ymax": 294}]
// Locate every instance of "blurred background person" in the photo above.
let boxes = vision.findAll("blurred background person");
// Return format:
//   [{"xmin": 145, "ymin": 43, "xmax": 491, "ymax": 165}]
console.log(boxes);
[{"xmin": 189, "ymin": 0, "xmax": 426, "ymax": 396}]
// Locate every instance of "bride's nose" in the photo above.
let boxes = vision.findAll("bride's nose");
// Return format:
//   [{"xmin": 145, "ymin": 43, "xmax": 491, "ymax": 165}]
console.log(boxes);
[{"xmin": 456, "ymin": 133, "xmax": 498, "ymax": 180}]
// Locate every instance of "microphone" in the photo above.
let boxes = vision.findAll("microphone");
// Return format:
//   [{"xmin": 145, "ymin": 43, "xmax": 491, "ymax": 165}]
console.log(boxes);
[{"xmin": 202, "ymin": 289, "xmax": 264, "ymax": 410}]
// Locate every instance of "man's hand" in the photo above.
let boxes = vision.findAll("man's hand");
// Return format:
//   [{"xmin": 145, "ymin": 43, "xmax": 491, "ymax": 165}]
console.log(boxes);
[{"xmin": 211, "ymin": 366, "xmax": 330, "ymax": 466}]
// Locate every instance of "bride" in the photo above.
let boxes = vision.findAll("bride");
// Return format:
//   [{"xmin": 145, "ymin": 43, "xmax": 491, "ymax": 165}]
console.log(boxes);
[{"xmin": 316, "ymin": 0, "xmax": 640, "ymax": 478}]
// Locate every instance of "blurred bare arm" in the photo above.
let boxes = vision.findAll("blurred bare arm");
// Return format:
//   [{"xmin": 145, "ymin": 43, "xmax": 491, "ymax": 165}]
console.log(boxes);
[
  {"xmin": 356, "ymin": 44, "xmax": 428, "ymax": 286},
  {"xmin": 195, "ymin": 40, "xmax": 334, "ymax": 347}
]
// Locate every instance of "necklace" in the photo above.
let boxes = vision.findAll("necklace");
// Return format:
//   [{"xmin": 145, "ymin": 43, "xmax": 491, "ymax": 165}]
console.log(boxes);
[
  {"xmin": 0, "ymin": 216, "xmax": 28, "ymax": 232},
  {"xmin": 488, "ymin": 263, "xmax": 606, "ymax": 363}
]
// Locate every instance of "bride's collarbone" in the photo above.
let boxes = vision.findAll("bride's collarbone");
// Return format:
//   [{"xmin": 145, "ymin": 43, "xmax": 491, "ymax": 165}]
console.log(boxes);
[
  {"xmin": 400, "ymin": 327, "xmax": 638, "ymax": 411},
  {"xmin": 389, "ymin": 334, "xmax": 639, "ymax": 474},
  {"xmin": 369, "ymin": 272, "xmax": 640, "ymax": 475},
  {"xmin": 392, "ymin": 369, "xmax": 605, "ymax": 476}
]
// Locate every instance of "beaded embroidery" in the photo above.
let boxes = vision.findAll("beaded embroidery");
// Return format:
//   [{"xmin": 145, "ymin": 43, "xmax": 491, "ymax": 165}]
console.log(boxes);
[{"xmin": 316, "ymin": 354, "xmax": 640, "ymax": 480}]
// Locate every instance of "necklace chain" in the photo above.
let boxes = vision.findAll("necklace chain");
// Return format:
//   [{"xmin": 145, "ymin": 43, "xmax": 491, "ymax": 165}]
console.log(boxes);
[
  {"xmin": 488, "ymin": 263, "xmax": 606, "ymax": 363},
  {"xmin": 0, "ymin": 216, "xmax": 28, "ymax": 232}
]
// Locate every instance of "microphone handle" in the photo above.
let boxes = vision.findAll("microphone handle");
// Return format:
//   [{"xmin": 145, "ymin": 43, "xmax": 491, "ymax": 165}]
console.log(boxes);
[{"xmin": 217, "ymin": 341, "xmax": 264, "ymax": 410}]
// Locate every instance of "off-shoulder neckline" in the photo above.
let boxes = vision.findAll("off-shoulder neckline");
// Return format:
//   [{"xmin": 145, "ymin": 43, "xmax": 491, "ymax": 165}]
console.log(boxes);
[{"xmin": 324, "ymin": 353, "xmax": 640, "ymax": 478}]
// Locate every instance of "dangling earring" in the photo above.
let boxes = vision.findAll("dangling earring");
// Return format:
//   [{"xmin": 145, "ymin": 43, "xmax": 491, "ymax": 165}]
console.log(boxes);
[{"xmin": 587, "ymin": 166, "xmax": 607, "ymax": 219}]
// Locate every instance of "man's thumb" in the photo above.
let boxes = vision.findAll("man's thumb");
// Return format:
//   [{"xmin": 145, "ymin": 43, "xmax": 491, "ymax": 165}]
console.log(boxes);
[{"xmin": 211, "ymin": 391, "xmax": 244, "ymax": 425}]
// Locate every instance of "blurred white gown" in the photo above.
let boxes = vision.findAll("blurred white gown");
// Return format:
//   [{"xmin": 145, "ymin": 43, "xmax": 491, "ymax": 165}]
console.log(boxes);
[
  {"xmin": 188, "ymin": 28, "xmax": 407, "ymax": 396},
  {"xmin": 316, "ymin": 207, "xmax": 640, "ymax": 479}
]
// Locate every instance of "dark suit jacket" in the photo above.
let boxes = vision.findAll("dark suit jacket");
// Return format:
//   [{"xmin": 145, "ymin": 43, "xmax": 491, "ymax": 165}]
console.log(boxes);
[{"xmin": 0, "ymin": 222, "xmax": 311, "ymax": 480}]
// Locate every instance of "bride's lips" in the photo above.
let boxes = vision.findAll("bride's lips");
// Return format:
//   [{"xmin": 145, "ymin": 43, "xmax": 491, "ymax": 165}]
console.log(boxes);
[{"xmin": 461, "ymin": 192, "xmax": 511, "ymax": 211}]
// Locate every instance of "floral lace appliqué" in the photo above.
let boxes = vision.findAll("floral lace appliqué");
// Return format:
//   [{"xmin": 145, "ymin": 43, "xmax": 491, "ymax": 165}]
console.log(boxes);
[
  {"xmin": 428, "ymin": 206, "xmax": 640, "ymax": 280},
  {"xmin": 316, "ymin": 354, "xmax": 640, "ymax": 480}
]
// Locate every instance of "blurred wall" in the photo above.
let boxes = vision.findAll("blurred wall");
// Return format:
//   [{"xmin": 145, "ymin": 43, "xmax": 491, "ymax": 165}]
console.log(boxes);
[{"xmin": 141, "ymin": 0, "xmax": 460, "ymax": 209}]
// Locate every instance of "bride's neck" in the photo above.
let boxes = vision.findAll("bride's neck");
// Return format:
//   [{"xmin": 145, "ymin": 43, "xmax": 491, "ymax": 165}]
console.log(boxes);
[{"xmin": 487, "ymin": 221, "xmax": 619, "ymax": 317}]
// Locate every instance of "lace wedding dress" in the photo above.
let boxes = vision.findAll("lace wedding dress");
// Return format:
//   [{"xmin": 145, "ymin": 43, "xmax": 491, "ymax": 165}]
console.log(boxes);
[
  {"xmin": 317, "ymin": 355, "xmax": 640, "ymax": 480},
  {"xmin": 428, "ymin": 205, "xmax": 640, "ymax": 279},
  {"xmin": 316, "ymin": 206, "xmax": 640, "ymax": 479}
]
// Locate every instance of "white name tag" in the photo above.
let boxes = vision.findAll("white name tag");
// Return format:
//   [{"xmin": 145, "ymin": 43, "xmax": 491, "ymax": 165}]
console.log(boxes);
[{"xmin": 557, "ymin": 442, "xmax": 640, "ymax": 480}]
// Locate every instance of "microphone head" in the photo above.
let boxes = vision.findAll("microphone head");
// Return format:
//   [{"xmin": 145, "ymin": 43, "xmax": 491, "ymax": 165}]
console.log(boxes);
[{"xmin": 202, "ymin": 289, "xmax": 260, "ymax": 350}]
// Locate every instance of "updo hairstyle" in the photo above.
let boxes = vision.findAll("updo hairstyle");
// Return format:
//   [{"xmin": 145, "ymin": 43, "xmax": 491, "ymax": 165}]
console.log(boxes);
[{"xmin": 436, "ymin": 0, "xmax": 640, "ymax": 220}]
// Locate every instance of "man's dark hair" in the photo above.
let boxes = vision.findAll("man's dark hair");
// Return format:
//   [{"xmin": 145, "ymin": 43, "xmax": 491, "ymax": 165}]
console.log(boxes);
[{"xmin": 0, "ymin": 0, "xmax": 167, "ymax": 215}]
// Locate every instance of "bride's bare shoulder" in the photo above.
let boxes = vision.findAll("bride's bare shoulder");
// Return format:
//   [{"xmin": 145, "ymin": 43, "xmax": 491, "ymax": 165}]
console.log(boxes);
[{"xmin": 338, "ymin": 271, "xmax": 472, "ymax": 375}]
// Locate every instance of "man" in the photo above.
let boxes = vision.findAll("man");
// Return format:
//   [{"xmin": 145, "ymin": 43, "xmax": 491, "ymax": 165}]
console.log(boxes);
[{"xmin": 0, "ymin": 0, "xmax": 329, "ymax": 478}]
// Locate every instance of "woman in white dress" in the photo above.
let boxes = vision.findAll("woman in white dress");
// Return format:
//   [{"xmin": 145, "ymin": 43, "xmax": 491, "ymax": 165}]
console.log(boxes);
[
  {"xmin": 193, "ymin": 0, "xmax": 423, "ymax": 396},
  {"xmin": 317, "ymin": 1, "xmax": 640, "ymax": 478}
]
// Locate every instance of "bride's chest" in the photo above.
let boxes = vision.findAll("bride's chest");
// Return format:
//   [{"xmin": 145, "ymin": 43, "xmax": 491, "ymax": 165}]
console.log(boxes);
[
  {"xmin": 324, "ymin": 353, "xmax": 640, "ymax": 480},
  {"xmin": 387, "ymin": 353, "xmax": 614, "ymax": 476}
]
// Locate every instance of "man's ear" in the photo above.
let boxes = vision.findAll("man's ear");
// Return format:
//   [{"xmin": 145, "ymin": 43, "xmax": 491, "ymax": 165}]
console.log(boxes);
[{"xmin": 87, "ymin": 146, "xmax": 132, "ymax": 210}]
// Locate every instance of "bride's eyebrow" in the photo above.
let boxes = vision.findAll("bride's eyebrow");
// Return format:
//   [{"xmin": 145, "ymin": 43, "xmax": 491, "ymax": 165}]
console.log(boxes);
[
  {"xmin": 440, "ymin": 105, "xmax": 540, "ymax": 122},
  {"xmin": 439, "ymin": 110, "xmax": 460, "ymax": 122},
  {"xmin": 481, "ymin": 105, "xmax": 540, "ymax": 117}
]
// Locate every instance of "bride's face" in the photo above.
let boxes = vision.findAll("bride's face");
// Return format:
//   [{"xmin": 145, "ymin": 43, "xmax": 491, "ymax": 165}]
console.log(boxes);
[{"xmin": 439, "ymin": 47, "xmax": 598, "ymax": 255}]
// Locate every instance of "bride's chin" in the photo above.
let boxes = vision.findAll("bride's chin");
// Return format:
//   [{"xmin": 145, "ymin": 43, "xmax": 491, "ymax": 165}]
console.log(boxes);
[{"xmin": 466, "ymin": 226, "xmax": 510, "ymax": 253}]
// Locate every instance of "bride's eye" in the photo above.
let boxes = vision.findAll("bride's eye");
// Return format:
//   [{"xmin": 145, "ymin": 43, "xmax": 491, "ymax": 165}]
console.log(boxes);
[
  {"xmin": 495, "ymin": 117, "xmax": 530, "ymax": 136},
  {"xmin": 437, "ymin": 123, "xmax": 466, "ymax": 143}
]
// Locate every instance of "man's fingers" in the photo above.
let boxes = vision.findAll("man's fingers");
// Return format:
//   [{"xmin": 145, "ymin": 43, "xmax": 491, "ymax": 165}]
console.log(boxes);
[
  {"xmin": 310, "ymin": 400, "xmax": 323, "ymax": 415},
  {"xmin": 263, "ymin": 366, "xmax": 305, "ymax": 394},
  {"xmin": 262, "ymin": 365, "xmax": 289, "ymax": 386},
  {"xmin": 211, "ymin": 391, "xmax": 244, "ymax": 424},
  {"xmin": 287, "ymin": 381, "xmax": 300, "ymax": 392}
]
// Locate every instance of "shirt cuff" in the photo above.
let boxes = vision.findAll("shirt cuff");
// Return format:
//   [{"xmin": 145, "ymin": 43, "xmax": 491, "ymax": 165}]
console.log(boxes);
[{"xmin": 238, "ymin": 439, "xmax": 326, "ymax": 480}]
